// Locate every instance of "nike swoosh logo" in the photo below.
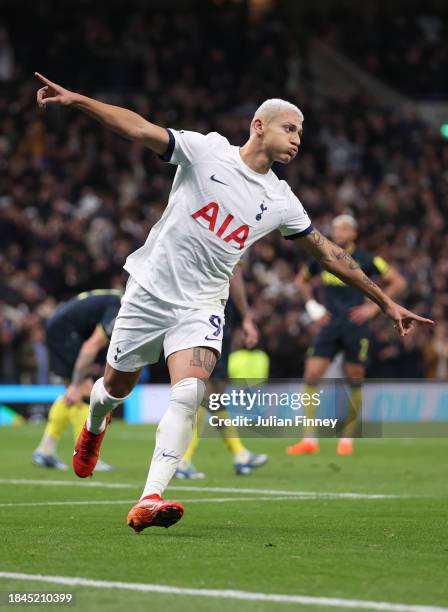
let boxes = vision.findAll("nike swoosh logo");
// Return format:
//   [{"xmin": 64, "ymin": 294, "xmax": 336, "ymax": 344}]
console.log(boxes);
[
  {"xmin": 162, "ymin": 452, "xmax": 179, "ymax": 460},
  {"xmin": 205, "ymin": 336, "xmax": 221, "ymax": 341},
  {"xmin": 73, "ymin": 450, "xmax": 78, "ymax": 456},
  {"xmin": 141, "ymin": 503, "xmax": 157, "ymax": 511},
  {"xmin": 210, "ymin": 174, "xmax": 229, "ymax": 186}
]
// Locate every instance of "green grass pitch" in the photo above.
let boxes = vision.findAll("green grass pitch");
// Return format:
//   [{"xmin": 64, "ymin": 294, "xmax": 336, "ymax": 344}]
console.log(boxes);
[{"xmin": 0, "ymin": 422, "xmax": 447, "ymax": 611}]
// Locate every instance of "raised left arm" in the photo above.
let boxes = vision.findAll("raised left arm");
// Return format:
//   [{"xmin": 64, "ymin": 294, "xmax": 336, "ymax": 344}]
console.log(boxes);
[{"xmin": 297, "ymin": 229, "xmax": 433, "ymax": 336}]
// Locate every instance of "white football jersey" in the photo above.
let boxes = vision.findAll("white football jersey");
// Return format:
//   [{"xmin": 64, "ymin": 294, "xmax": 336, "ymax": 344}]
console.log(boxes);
[{"xmin": 124, "ymin": 129, "xmax": 313, "ymax": 308}]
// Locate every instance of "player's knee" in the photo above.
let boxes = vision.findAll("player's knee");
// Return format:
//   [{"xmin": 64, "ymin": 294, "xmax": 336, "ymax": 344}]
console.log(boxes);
[
  {"xmin": 103, "ymin": 373, "xmax": 134, "ymax": 399},
  {"xmin": 344, "ymin": 364, "xmax": 365, "ymax": 383},
  {"xmin": 103, "ymin": 380, "xmax": 129, "ymax": 399},
  {"xmin": 170, "ymin": 377, "xmax": 206, "ymax": 413},
  {"xmin": 304, "ymin": 357, "xmax": 330, "ymax": 384},
  {"xmin": 157, "ymin": 378, "xmax": 206, "ymax": 438},
  {"xmin": 303, "ymin": 366, "xmax": 321, "ymax": 386}
]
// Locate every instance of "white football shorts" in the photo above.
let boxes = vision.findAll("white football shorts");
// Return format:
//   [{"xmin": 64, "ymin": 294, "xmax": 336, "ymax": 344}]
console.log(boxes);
[{"xmin": 107, "ymin": 277, "xmax": 225, "ymax": 372}]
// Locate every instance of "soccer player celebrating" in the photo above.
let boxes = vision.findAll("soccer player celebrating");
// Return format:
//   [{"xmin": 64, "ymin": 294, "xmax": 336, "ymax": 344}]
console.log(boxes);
[
  {"xmin": 286, "ymin": 215, "xmax": 406, "ymax": 456},
  {"xmin": 175, "ymin": 262, "xmax": 268, "ymax": 479},
  {"xmin": 33, "ymin": 289, "xmax": 121, "ymax": 471},
  {"xmin": 35, "ymin": 73, "xmax": 433, "ymax": 533}
]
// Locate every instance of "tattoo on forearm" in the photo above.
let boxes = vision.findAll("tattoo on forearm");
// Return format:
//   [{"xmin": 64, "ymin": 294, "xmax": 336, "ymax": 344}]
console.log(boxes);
[
  {"xmin": 308, "ymin": 229, "xmax": 383, "ymax": 299},
  {"xmin": 309, "ymin": 230, "xmax": 360, "ymax": 270},
  {"xmin": 332, "ymin": 247, "xmax": 361, "ymax": 270},
  {"xmin": 309, "ymin": 229, "xmax": 326, "ymax": 248},
  {"xmin": 361, "ymin": 274, "xmax": 378, "ymax": 289}
]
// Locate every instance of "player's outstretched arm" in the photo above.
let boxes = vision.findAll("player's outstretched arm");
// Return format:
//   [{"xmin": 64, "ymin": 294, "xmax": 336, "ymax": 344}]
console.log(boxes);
[
  {"xmin": 297, "ymin": 229, "xmax": 434, "ymax": 336},
  {"xmin": 349, "ymin": 265, "xmax": 406, "ymax": 324},
  {"xmin": 35, "ymin": 72, "xmax": 169, "ymax": 154}
]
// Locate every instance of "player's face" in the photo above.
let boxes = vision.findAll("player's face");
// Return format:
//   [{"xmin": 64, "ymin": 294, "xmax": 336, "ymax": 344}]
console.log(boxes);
[
  {"xmin": 331, "ymin": 222, "xmax": 357, "ymax": 248},
  {"xmin": 262, "ymin": 112, "xmax": 303, "ymax": 164}
]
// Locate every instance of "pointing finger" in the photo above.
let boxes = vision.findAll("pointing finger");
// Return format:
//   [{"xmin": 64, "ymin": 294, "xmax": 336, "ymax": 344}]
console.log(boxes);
[
  {"xmin": 35, "ymin": 72, "xmax": 56, "ymax": 88},
  {"xmin": 412, "ymin": 314, "xmax": 434, "ymax": 324}
]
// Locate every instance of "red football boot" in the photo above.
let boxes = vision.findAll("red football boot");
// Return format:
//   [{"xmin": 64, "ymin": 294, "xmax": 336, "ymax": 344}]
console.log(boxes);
[
  {"xmin": 286, "ymin": 439, "xmax": 320, "ymax": 455},
  {"xmin": 336, "ymin": 439, "xmax": 354, "ymax": 455},
  {"xmin": 73, "ymin": 415, "xmax": 111, "ymax": 478},
  {"xmin": 127, "ymin": 494, "xmax": 184, "ymax": 533}
]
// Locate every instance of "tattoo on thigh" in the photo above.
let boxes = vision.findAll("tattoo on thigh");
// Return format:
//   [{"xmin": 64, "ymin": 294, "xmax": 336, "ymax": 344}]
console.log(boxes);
[
  {"xmin": 190, "ymin": 347, "xmax": 203, "ymax": 368},
  {"xmin": 204, "ymin": 350, "xmax": 216, "ymax": 374}
]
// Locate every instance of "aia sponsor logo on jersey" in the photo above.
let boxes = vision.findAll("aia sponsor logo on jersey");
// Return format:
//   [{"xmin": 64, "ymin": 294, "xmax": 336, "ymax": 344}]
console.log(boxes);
[{"xmin": 192, "ymin": 202, "xmax": 250, "ymax": 250}]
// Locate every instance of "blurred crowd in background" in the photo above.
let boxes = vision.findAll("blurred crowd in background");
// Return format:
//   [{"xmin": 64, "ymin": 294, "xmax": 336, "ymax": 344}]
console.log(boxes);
[
  {"xmin": 318, "ymin": 5, "xmax": 448, "ymax": 98},
  {"xmin": 1, "ymin": 0, "xmax": 448, "ymax": 383}
]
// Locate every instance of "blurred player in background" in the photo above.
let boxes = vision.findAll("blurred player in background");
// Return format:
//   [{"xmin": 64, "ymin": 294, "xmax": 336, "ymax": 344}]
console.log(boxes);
[
  {"xmin": 287, "ymin": 215, "xmax": 406, "ymax": 456},
  {"xmin": 32, "ymin": 289, "xmax": 121, "ymax": 471},
  {"xmin": 175, "ymin": 262, "xmax": 268, "ymax": 479},
  {"xmin": 35, "ymin": 72, "xmax": 432, "ymax": 533}
]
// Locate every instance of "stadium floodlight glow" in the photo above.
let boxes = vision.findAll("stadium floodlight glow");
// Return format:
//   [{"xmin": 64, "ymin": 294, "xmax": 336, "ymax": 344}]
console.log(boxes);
[{"xmin": 440, "ymin": 124, "xmax": 448, "ymax": 139}]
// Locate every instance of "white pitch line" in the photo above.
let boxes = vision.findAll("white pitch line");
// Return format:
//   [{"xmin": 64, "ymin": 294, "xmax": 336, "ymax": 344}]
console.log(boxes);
[
  {"xmin": 0, "ymin": 479, "xmax": 400, "ymax": 499},
  {"xmin": 0, "ymin": 479, "xmax": 133, "ymax": 489},
  {"xmin": 0, "ymin": 500, "xmax": 136, "ymax": 507},
  {"xmin": 0, "ymin": 496, "xmax": 337, "ymax": 509},
  {"xmin": 0, "ymin": 572, "xmax": 446, "ymax": 612},
  {"xmin": 169, "ymin": 486, "xmax": 400, "ymax": 500}
]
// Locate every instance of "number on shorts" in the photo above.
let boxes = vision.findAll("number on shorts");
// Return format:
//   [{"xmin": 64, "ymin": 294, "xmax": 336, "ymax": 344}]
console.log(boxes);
[
  {"xmin": 209, "ymin": 315, "xmax": 222, "ymax": 337},
  {"xmin": 358, "ymin": 338, "xmax": 369, "ymax": 362}
]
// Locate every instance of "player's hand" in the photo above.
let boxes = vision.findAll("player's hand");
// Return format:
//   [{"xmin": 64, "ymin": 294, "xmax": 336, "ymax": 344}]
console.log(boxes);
[
  {"xmin": 35, "ymin": 72, "xmax": 78, "ymax": 108},
  {"xmin": 305, "ymin": 299, "xmax": 330, "ymax": 325},
  {"xmin": 349, "ymin": 302, "xmax": 380, "ymax": 324},
  {"xmin": 383, "ymin": 301, "xmax": 434, "ymax": 337},
  {"xmin": 242, "ymin": 314, "xmax": 259, "ymax": 349},
  {"xmin": 315, "ymin": 312, "xmax": 332, "ymax": 326},
  {"xmin": 64, "ymin": 384, "xmax": 84, "ymax": 406}
]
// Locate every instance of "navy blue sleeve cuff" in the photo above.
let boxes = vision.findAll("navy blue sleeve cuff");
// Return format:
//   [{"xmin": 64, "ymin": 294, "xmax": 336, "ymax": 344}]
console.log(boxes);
[
  {"xmin": 158, "ymin": 128, "xmax": 175, "ymax": 162},
  {"xmin": 283, "ymin": 224, "xmax": 314, "ymax": 240}
]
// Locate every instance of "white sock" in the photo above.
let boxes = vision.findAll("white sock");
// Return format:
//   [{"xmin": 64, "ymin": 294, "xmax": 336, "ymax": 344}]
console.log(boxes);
[
  {"xmin": 303, "ymin": 437, "xmax": 318, "ymax": 443},
  {"xmin": 37, "ymin": 434, "xmax": 57, "ymax": 456},
  {"xmin": 178, "ymin": 459, "xmax": 192, "ymax": 470},
  {"xmin": 141, "ymin": 377, "xmax": 205, "ymax": 499},
  {"xmin": 87, "ymin": 377, "xmax": 130, "ymax": 434},
  {"xmin": 234, "ymin": 450, "xmax": 251, "ymax": 464}
]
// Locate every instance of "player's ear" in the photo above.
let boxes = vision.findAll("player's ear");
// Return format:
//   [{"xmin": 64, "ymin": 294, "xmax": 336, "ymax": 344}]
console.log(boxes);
[{"xmin": 252, "ymin": 118, "xmax": 264, "ymax": 136}]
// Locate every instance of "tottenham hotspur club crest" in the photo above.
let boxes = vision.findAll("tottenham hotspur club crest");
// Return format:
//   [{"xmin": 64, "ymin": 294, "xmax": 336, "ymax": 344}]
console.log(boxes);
[{"xmin": 256, "ymin": 202, "xmax": 268, "ymax": 221}]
